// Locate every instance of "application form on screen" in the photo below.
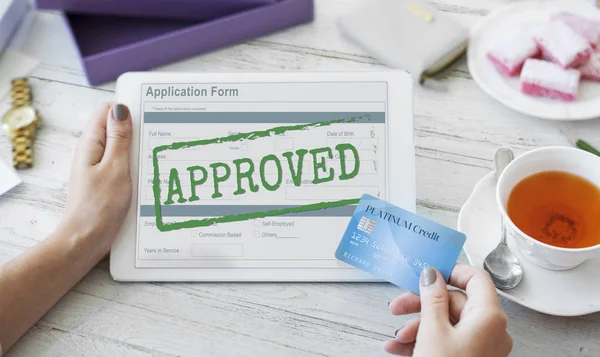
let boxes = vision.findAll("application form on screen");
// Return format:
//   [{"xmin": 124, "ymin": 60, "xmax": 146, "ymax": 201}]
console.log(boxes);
[{"xmin": 136, "ymin": 81, "xmax": 389, "ymax": 269}]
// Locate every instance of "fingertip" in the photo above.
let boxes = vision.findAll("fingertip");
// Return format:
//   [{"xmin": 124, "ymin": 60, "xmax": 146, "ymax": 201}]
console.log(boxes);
[
  {"xmin": 83, "ymin": 103, "xmax": 111, "ymax": 134},
  {"xmin": 394, "ymin": 317, "xmax": 420, "ymax": 344},
  {"xmin": 419, "ymin": 268, "xmax": 448, "ymax": 294},
  {"xmin": 383, "ymin": 339, "xmax": 395, "ymax": 353},
  {"xmin": 383, "ymin": 339, "xmax": 396, "ymax": 353},
  {"xmin": 389, "ymin": 292, "xmax": 421, "ymax": 315},
  {"xmin": 88, "ymin": 103, "xmax": 111, "ymax": 124},
  {"xmin": 420, "ymin": 268, "xmax": 438, "ymax": 288},
  {"xmin": 418, "ymin": 268, "xmax": 445, "ymax": 297},
  {"xmin": 94, "ymin": 102, "xmax": 112, "ymax": 122},
  {"xmin": 448, "ymin": 264, "xmax": 500, "ymax": 306},
  {"xmin": 111, "ymin": 103, "xmax": 130, "ymax": 121},
  {"xmin": 383, "ymin": 339, "xmax": 415, "ymax": 356},
  {"xmin": 103, "ymin": 103, "xmax": 132, "ymax": 163}
]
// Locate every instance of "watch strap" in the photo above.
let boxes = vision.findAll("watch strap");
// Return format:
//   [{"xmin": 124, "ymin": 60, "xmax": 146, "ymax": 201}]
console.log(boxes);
[
  {"xmin": 9, "ymin": 78, "xmax": 37, "ymax": 169},
  {"xmin": 11, "ymin": 77, "xmax": 33, "ymax": 108},
  {"xmin": 11, "ymin": 125, "xmax": 35, "ymax": 169}
]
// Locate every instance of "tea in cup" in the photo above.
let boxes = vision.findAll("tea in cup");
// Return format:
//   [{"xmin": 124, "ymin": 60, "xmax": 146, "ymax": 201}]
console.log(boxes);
[{"xmin": 496, "ymin": 146, "xmax": 600, "ymax": 270}]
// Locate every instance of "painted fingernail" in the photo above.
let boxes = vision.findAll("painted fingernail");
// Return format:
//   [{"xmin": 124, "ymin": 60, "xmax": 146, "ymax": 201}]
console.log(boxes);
[
  {"xmin": 388, "ymin": 301, "xmax": 391, "ymax": 307},
  {"xmin": 113, "ymin": 104, "xmax": 129, "ymax": 121},
  {"xmin": 420, "ymin": 268, "xmax": 436, "ymax": 287},
  {"xmin": 394, "ymin": 325, "xmax": 405, "ymax": 337}
]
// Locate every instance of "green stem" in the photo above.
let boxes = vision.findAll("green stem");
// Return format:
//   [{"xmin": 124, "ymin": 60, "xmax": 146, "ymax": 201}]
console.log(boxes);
[{"xmin": 576, "ymin": 139, "xmax": 600, "ymax": 157}]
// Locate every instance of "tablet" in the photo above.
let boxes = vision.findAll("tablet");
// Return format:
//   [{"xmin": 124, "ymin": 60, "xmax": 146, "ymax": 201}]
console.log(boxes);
[{"xmin": 110, "ymin": 71, "xmax": 415, "ymax": 281}]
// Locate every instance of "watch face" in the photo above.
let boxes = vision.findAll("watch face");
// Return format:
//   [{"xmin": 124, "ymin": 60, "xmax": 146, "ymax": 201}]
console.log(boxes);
[{"xmin": 2, "ymin": 106, "xmax": 37, "ymax": 132}]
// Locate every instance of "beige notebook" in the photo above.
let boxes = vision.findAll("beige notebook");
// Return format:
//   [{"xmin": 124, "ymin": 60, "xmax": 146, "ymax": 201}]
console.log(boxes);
[{"xmin": 338, "ymin": 0, "xmax": 468, "ymax": 86}]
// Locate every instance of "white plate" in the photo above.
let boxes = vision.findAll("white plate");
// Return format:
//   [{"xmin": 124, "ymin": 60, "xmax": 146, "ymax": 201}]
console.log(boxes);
[
  {"xmin": 468, "ymin": 0, "xmax": 600, "ymax": 120},
  {"xmin": 458, "ymin": 172, "xmax": 600, "ymax": 316}
]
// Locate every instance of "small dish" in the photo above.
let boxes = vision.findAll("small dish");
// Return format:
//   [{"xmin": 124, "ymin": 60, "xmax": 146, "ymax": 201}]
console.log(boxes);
[
  {"xmin": 458, "ymin": 171, "xmax": 600, "ymax": 316},
  {"xmin": 468, "ymin": 0, "xmax": 600, "ymax": 120}
]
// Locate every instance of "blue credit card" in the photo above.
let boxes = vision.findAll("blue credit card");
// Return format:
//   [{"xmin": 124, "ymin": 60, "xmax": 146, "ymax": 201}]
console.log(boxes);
[{"xmin": 335, "ymin": 194, "xmax": 466, "ymax": 294}]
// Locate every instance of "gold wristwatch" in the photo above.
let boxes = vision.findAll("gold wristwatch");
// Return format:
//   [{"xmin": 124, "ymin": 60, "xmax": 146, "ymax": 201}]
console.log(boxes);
[{"xmin": 1, "ymin": 78, "xmax": 41, "ymax": 169}]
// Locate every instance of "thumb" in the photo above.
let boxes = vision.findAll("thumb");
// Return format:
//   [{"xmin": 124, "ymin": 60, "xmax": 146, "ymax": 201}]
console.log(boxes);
[
  {"xmin": 419, "ymin": 268, "xmax": 451, "ymax": 330},
  {"xmin": 103, "ymin": 103, "xmax": 132, "ymax": 164}
]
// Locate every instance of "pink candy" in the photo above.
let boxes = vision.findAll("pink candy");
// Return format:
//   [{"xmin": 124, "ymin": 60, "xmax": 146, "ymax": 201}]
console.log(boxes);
[
  {"xmin": 488, "ymin": 12, "xmax": 600, "ymax": 102},
  {"xmin": 551, "ymin": 13, "xmax": 600, "ymax": 48},
  {"xmin": 580, "ymin": 49, "xmax": 600, "ymax": 81},
  {"xmin": 487, "ymin": 34, "xmax": 540, "ymax": 76},
  {"xmin": 520, "ymin": 59, "xmax": 581, "ymax": 101},
  {"xmin": 534, "ymin": 21, "xmax": 592, "ymax": 69}
]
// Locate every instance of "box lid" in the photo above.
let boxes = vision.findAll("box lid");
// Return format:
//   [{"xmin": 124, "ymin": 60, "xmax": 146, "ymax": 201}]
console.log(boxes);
[{"xmin": 36, "ymin": 0, "xmax": 276, "ymax": 20}]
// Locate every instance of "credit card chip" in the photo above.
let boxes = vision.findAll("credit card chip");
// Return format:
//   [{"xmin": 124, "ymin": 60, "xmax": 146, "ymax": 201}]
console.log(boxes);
[{"xmin": 357, "ymin": 216, "xmax": 377, "ymax": 234}]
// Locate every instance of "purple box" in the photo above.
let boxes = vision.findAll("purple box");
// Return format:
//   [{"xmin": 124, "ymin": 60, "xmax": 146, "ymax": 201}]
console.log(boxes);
[
  {"xmin": 63, "ymin": 0, "xmax": 313, "ymax": 85},
  {"xmin": 36, "ymin": 0, "xmax": 276, "ymax": 20},
  {"xmin": 1, "ymin": 0, "xmax": 29, "ymax": 55}
]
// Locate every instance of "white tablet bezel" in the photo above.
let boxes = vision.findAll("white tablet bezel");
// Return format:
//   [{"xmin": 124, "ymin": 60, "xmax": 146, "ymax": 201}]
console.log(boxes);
[{"xmin": 110, "ymin": 71, "xmax": 414, "ymax": 281}]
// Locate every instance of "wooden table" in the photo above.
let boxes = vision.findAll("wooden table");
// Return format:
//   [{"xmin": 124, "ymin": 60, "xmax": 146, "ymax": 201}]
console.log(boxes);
[{"xmin": 1, "ymin": 1, "xmax": 600, "ymax": 356}]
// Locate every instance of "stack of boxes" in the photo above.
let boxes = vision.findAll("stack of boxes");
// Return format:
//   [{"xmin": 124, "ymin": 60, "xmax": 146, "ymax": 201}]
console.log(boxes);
[{"xmin": 36, "ymin": 0, "xmax": 314, "ymax": 85}]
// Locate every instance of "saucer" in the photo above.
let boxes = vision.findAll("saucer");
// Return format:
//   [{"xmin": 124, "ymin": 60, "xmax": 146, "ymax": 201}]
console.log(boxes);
[{"xmin": 458, "ymin": 172, "xmax": 600, "ymax": 316}]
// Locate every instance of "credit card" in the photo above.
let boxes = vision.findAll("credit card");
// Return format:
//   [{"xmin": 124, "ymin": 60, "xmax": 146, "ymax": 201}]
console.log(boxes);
[{"xmin": 335, "ymin": 194, "xmax": 466, "ymax": 294}]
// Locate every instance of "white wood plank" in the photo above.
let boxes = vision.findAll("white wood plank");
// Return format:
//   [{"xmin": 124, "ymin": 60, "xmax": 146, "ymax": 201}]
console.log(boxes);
[
  {"xmin": 8, "ymin": 321, "xmax": 175, "ymax": 357},
  {"xmin": 26, "ymin": 265, "xmax": 399, "ymax": 357}
]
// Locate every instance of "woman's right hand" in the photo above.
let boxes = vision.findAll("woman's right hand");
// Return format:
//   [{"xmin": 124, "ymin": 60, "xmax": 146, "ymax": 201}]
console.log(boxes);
[{"xmin": 385, "ymin": 264, "xmax": 513, "ymax": 357}]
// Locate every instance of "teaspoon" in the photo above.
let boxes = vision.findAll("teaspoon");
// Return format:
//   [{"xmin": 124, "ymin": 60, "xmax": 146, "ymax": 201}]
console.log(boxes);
[{"xmin": 483, "ymin": 147, "xmax": 524, "ymax": 290}]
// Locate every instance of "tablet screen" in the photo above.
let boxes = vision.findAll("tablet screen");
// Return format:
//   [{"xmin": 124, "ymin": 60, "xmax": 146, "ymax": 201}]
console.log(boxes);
[{"xmin": 136, "ymin": 81, "xmax": 388, "ymax": 268}]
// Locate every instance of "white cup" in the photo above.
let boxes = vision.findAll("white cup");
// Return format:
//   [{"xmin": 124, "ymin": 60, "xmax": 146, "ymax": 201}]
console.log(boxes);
[{"xmin": 496, "ymin": 146, "xmax": 600, "ymax": 271}]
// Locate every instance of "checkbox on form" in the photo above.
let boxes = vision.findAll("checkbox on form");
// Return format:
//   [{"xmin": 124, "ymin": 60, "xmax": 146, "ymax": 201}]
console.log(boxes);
[
  {"xmin": 254, "ymin": 230, "xmax": 261, "ymax": 238},
  {"xmin": 254, "ymin": 219, "xmax": 261, "ymax": 227}
]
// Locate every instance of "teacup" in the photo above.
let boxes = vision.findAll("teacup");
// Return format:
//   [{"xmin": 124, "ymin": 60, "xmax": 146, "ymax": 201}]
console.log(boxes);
[{"xmin": 496, "ymin": 146, "xmax": 600, "ymax": 270}]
